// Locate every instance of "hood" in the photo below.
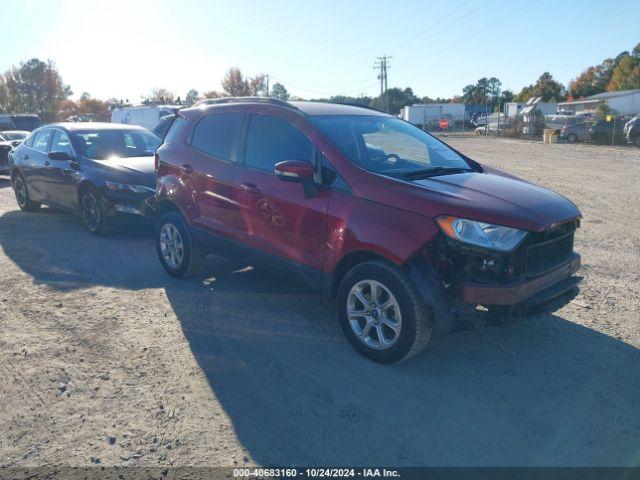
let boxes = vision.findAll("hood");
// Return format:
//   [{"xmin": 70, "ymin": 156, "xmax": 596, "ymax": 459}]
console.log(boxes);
[
  {"xmin": 91, "ymin": 156, "xmax": 155, "ymax": 187},
  {"xmin": 364, "ymin": 169, "xmax": 581, "ymax": 233}
]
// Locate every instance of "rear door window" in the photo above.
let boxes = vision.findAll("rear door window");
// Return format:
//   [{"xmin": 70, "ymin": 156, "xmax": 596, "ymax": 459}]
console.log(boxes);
[
  {"xmin": 244, "ymin": 114, "xmax": 313, "ymax": 172},
  {"xmin": 32, "ymin": 129, "xmax": 52, "ymax": 153},
  {"xmin": 190, "ymin": 113, "xmax": 243, "ymax": 161}
]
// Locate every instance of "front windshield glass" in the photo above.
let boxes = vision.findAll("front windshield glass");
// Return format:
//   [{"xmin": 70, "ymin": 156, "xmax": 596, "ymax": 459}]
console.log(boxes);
[
  {"xmin": 3, "ymin": 132, "xmax": 27, "ymax": 141},
  {"xmin": 74, "ymin": 129, "xmax": 161, "ymax": 160},
  {"xmin": 310, "ymin": 115, "xmax": 471, "ymax": 176}
]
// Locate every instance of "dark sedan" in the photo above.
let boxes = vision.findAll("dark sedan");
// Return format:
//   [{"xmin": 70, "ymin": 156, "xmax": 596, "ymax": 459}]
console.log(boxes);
[{"xmin": 8, "ymin": 123, "xmax": 161, "ymax": 234}]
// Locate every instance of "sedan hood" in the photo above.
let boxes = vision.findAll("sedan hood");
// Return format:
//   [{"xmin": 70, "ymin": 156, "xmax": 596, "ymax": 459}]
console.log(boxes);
[
  {"xmin": 373, "ymin": 169, "xmax": 581, "ymax": 232},
  {"xmin": 92, "ymin": 156, "xmax": 155, "ymax": 187}
]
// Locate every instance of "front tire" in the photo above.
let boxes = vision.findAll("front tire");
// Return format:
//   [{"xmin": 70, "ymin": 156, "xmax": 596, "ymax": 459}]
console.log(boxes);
[
  {"xmin": 12, "ymin": 172, "xmax": 41, "ymax": 212},
  {"xmin": 80, "ymin": 186, "xmax": 111, "ymax": 235},
  {"xmin": 337, "ymin": 260, "xmax": 432, "ymax": 364},
  {"xmin": 155, "ymin": 210, "xmax": 205, "ymax": 278}
]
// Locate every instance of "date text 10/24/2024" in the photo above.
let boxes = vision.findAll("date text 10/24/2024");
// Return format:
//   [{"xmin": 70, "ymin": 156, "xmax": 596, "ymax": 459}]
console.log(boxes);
[{"xmin": 233, "ymin": 468, "xmax": 401, "ymax": 478}]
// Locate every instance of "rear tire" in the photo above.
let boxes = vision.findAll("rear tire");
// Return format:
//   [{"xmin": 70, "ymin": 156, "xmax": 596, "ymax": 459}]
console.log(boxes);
[
  {"xmin": 155, "ymin": 210, "xmax": 205, "ymax": 278},
  {"xmin": 337, "ymin": 260, "xmax": 432, "ymax": 364},
  {"xmin": 634, "ymin": 136, "xmax": 640, "ymax": 148},
  {"xmin": 12, "ymin": 172, "xmax": 41, "ymax": 212}
]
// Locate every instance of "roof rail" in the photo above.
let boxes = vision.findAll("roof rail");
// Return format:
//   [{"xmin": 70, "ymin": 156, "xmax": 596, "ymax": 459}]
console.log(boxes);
[
  {"xmin": 336, "ymin": 102, "xmax": 383, "ymax": 113},
  {"xmin": 194, "ymin": 96, "xmax": 299, "ymax": 110}
]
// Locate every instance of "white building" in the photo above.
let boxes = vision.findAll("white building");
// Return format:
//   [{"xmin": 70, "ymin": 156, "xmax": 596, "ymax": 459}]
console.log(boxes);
[
  {"xmin": 399, "ymin": 103, "xmax": 465, "ymax": 126},
  {"xmin": 558, "ymin": 89, "xmax": 640, "ymax": 115},
  {"xmin": 111, "ymin": 105, "xmax": 178, "ymax": 129}
]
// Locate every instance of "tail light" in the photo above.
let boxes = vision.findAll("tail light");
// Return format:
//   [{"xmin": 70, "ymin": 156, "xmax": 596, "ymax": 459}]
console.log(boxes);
[{"xmin": 154, "ymin": 152, "xmax": 159, "ymax": 171}]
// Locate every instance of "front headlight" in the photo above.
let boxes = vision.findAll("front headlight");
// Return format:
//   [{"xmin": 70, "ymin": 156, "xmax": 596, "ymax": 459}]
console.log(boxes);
[
  {"xmin": 436, "ymin": 216, "xmax": 528, "ymax": 252},
  {"xmin": 105, "ymin": 182, "xmax": 154, "ymax": 194}
]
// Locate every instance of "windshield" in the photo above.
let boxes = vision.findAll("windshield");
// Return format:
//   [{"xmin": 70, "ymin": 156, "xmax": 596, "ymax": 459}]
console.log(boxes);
[
  {"xmin": 310, "ymin": 115, "xmax": 471, "ymax": 176},
  {"xmin": 2, "ymin": 131, "xmax": 28, "ymax": 141},
  {"xmin": 74, "ymin": 129, "xmax": 161, "ymax": 160}
]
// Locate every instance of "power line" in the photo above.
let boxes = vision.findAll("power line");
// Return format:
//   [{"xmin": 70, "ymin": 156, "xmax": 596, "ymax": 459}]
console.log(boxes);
[{"xmin": 390, "ymin": 0, "xmax": 475, "ymax": 52}]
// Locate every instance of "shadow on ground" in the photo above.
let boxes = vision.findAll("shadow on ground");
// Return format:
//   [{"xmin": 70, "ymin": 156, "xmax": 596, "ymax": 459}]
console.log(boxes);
[
  {"xmin": 0, "ymin": 177, "xmax": 11, "ymax": 189},
  {"xmin": 2, "ymin": 209, "xmax": 639, "ymax": 466}
]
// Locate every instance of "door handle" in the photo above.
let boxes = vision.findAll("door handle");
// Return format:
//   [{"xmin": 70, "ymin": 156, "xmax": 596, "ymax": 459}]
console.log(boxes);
[
  {"xmin": 44, "ymin": 160, "xmax": 50, "ymax": 166},
  {"xmin": 23, "ymin": 155, "xmax": 29, "ymax": 160},
  {"xmin": 240, "ymin": 182, "xmax": 261, "ymax": 194},
  {"xmin": 179, "ymin": 163, "xmax": 193, "ymax": 174}
]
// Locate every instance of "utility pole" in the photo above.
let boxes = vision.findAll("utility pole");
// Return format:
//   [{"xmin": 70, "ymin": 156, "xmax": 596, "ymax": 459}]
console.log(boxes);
[
  {"xmin": 265, "ymin": 74, "xmax": 270, "ymax": 96},
  {"xmin": 374, "ymin": 55, "xmax": 392, "ymax": 113}
]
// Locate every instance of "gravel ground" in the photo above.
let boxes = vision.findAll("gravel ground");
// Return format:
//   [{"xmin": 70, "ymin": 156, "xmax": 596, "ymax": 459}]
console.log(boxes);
[{"xmin": 0, "ymin": 137, "xmax": 639, "ymax": 468}]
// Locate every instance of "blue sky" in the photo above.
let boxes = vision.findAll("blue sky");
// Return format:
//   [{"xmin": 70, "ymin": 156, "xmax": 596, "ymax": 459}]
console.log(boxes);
[{"xmin": 2, "ymin": 0, "xmax": 639, "ymax": 101}]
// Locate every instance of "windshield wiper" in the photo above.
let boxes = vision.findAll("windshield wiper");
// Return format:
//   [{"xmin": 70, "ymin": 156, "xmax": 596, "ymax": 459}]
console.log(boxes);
[{"xmin": 403, "ymin": 166, "xmax": 473, "ymax": 179}]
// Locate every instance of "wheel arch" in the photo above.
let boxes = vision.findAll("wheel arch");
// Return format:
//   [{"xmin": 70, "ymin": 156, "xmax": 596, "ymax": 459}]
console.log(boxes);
[
  {"xmin": 154, "ymin": 198, "xmax": 191, "ymax": 225},
  {"xmin": 330, "ymin": 250, "xmax": 392, "ymax": 298}
]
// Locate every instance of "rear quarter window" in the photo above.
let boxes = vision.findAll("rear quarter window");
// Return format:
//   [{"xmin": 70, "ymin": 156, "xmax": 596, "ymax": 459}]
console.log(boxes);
[
  {"xmin": 189, "ymin": 113, "xmax": 243, "ymax": 161},
  {"xmin": 164, "ymin": 116, "xmax": 189, "ymax": 144}
]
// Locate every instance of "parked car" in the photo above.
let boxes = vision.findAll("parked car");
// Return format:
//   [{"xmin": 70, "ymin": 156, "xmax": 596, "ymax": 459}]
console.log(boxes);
[
  {"xmin": 151, "ymin": 113, "xmax": 177, "ymax": 139},
  {"xmin": 589, "ymin": 118, "xmax": 627, "ymax": 144},
  {"xmin": 0, "ymin": 114, "xmax": 43, "ymax": 132},
  {"xmin": 8, "ymin": 123, "xmax": 161, "ymax": 234},
  {"xmin": 560, "ymin": 122, "xmax": 592, "ymax": 143},
  {"xmin": 154, "ymin": 98, "xmax": 582, "ymax": 364},
  {"xmin": 0, "ymin": 130, "xmax": 30, "ymax": 146},
  {"xmin": 623, "ymin": 116, "xmax": 640, "ymax": 147},
  {"xmin": 0, "ymin": 133, "xmax": 14, "ymax": 175}
]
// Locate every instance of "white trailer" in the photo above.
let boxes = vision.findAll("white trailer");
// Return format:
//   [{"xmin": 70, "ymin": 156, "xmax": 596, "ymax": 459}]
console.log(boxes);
[
  {"xmin": 400, "ymin": 104, "xmax": 465, "ymax": 127},
  {"xmin": 111, "ymin": 105, "xmax": 178, "ymax": 129}
]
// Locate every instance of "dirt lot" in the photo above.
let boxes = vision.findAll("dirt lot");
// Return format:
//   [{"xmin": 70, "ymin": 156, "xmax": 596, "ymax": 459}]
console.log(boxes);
[{"xmin": 1, "ymin": 137, "xmax": 639, "ymax": 468}]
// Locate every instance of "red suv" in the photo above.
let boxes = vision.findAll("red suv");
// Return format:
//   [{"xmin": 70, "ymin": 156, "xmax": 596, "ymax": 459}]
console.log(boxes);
[{"xmin": 154, "ymin": 98, "xmax": 581, "ymax": 363}]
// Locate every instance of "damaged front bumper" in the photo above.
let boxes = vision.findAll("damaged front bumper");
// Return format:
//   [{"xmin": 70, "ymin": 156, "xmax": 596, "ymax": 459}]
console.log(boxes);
[{"xmin": 454, "ymin": 253, "xmax": 581, "ymax": 306}]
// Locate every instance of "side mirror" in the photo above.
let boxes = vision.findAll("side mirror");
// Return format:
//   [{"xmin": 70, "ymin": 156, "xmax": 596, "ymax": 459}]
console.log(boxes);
[
  {"xmin": 274, "ymin": 160, "xmax": 314, "ymax": 182},
  {"xmin": 48, "ymin": 151, "xmax": 73, "ymax": 161},
  {"xmin": 274, "ymin": 160, "xmax": 317, "ymax": 198}
]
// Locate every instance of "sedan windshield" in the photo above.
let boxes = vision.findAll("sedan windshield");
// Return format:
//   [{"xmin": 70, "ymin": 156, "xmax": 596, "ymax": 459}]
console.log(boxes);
[
  {"xmin": 74, "ymin": 129, "xmax": 161, "ymax": 160},
  {"xmin": 310, "ymin": 115, "xmax": 472, "ymax": 176},
  {"xmin": 2, "ymin": 131, "xmax": 28, "ymax": 141}
]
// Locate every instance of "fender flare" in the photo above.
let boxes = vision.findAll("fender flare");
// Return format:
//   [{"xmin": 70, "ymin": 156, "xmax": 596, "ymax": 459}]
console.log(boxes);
[{"xmin": 403, "ymin": 258, "xmax": 456, "ymax": 335}]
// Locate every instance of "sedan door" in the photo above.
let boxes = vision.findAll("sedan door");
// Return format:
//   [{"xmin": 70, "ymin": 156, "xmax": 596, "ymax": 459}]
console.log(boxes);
[
  {"xmin": 21, "ymin": 128, "xmax": 53, "ymax": 203},
  {"xmin": 45, "ymin": 129, "xmax": 82, "ymax": 210}
]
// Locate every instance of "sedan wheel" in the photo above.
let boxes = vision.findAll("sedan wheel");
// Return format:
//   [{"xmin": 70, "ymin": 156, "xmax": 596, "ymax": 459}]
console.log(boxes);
[
  {"xmin": 13, "ymin": 173, "xmax": 40, "ymax": 212},
  {"xmin": 80, "ymin": 188, "xmax": 110, "ymax": 235},
  {"xmin": 347, "ymin": 279, "xmax": 402, "ymax": 350},
  {"xmin": 567, "ymin": 133, "xmax": 578, "ymax": 143}
]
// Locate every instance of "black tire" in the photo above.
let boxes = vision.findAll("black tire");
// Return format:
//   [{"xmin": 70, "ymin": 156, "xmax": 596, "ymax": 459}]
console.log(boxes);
[
  {"xmin": 337, "ymin": 260, "xmax": 432, "ymax": 364},
  {"xmin": 79, "ymin": 186, "xmax": 112, "ymax": 235},
  {"xmin": 12, "ymin": 172, "xmax": 41, "ymax": 212},
  {"xmin": 155, "ymin": 210, "xmax": 205, "ymax": 278},
  {"xmin": 567, "ymin": 133, "xmax": 578, "ymax": 143},
  {"xmin": 634, "ymin": 136, "xmax": 640, "ymax": 148}
]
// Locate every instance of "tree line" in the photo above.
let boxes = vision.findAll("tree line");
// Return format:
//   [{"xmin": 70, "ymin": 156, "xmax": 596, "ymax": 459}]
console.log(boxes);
[{"xmin": 1, "ymin": 42, "xmax": 639, "ymax": 121}]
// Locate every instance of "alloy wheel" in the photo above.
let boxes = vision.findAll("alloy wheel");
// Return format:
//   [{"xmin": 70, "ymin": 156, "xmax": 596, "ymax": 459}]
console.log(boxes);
[
  {"xmin": 14, "ymin": 175, "xmax": 27, "ymax": 208},
  {"xmin": 159, "ymin": 223, "xmax": 184, "ymax": 269},
  {"xmin": 81, "ymin": 192, "xmax": 101, "ymax": 231},
  {"xmin": 347, "ymin": 279, "xmax": 402, "ymax": 350}
]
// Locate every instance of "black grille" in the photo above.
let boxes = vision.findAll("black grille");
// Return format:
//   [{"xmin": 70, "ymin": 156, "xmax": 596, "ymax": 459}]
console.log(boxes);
[{"xmin": 525, "ymin": 232, "xmax": 574, "ymax": 277}]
